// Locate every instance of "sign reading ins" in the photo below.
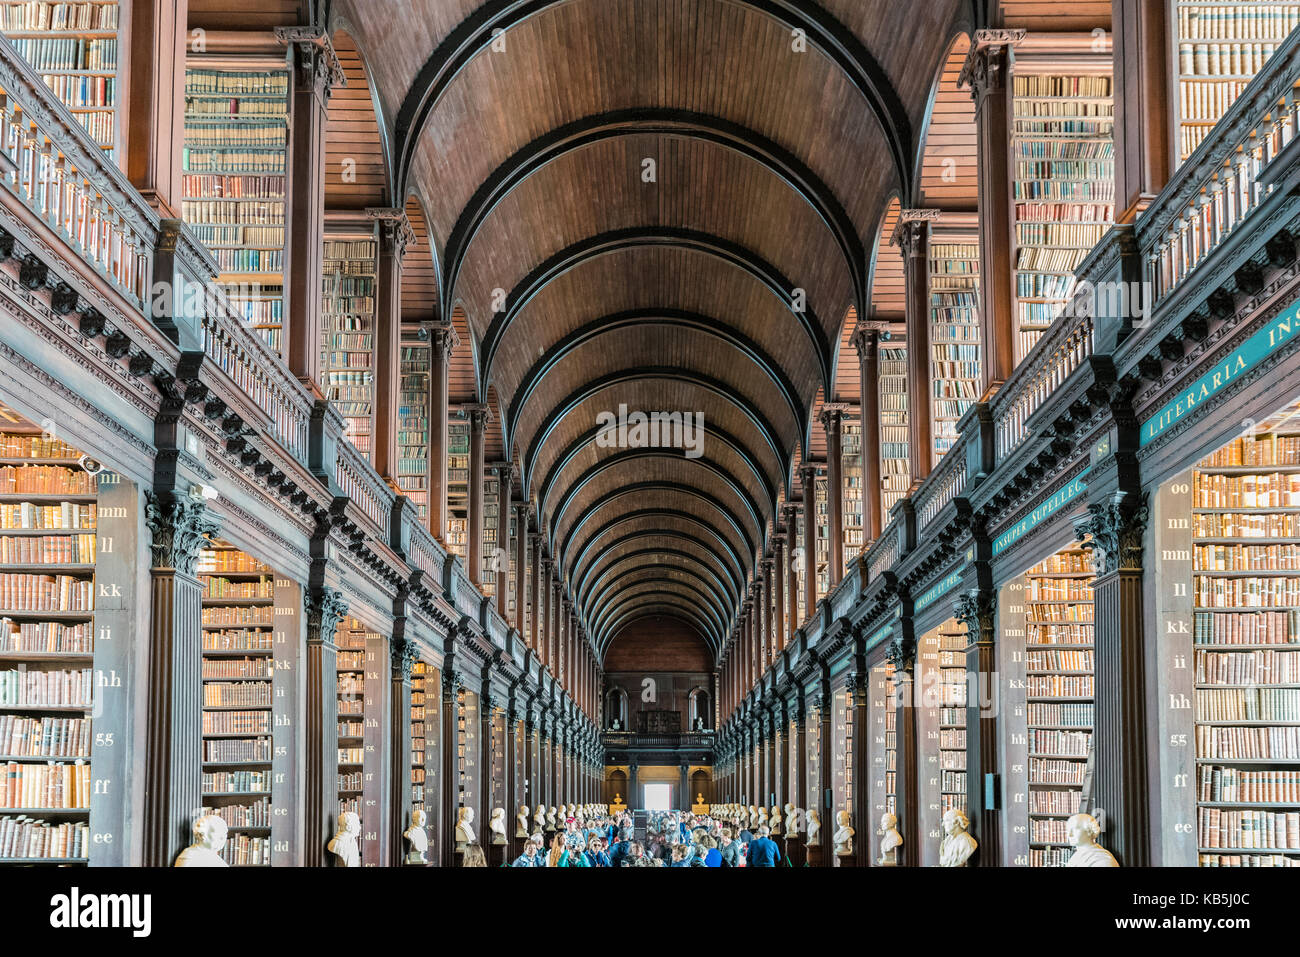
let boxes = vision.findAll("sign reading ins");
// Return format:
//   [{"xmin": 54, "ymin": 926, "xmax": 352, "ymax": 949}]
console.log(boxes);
[
  {"xmin": 991, "ymin": 471, "xmax": 1088, "ymax": 557},
  {"xmin": 1140, "ymin": 294, "xmax": 1300, "ymax": 447}
]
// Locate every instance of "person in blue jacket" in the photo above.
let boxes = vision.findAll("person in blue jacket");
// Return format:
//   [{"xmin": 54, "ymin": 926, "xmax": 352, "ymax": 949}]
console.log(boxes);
[{"xmin": 745, "ymin": 826, "xmax": 782, "ymax": 867}]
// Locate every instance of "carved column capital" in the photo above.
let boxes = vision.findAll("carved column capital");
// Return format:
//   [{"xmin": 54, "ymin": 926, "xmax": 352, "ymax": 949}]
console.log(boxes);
[
  {"xmin": 275, "ymin": 26, "xmax": 346, "ymax": 100},
  {"xmin": 443, "ymin": 669, "xmax": 465, "ymax": 701},
  {"xmin": 366, "ymin": 207, "xmax": 415, "ymax": 258},
  {"xmin": 885, "ymin": 633, "xmax": 916, "ymax": 675},
  {"xmin": 429, "ymin": 321, "xmax": 460, "ymax": 357},
  {"xmin": 1074, "ymin": 490, "xmax": 1149, "ymax": 574},
  {"xmin": 144, "ymin": 492, "xmax": 220, "ymax": 576},
  {"xmin": 952, "ymin": 588, "xmax": 996, "ymax": 646},
  {"xmin": 306, "ymin": 587, "xmax": 349, "ymax": 647},
  {"xmin": 391, "ymin": 636, "xmax": 418, "ymax": 680},
  {"xmin": 465, "ymin": 403, "xmax": 492, "ymax": 432},
  {"xmin": 958, "ymin": 29, "xmax": 1025, "ymax": 98},
  {"xmin": 891, "ymin": 215, "xmax": 934, "ymax": 258}
]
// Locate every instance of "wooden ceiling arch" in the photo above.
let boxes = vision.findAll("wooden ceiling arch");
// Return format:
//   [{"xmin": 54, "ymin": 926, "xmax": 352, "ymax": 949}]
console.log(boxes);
[
  {"xmin": 587, "ymin": 566, "xmax": 732, "ymax": 630},
  {"xmin": 590, "ymin": 579, "xmax": 729, "ymax": 650},
  {"xmin": 601, "ymin": 601, "xmax": 722, "ymax": 654},
  {"xmin": 576, "ymin": 537, "xmax": 743, "ymax": 610}
]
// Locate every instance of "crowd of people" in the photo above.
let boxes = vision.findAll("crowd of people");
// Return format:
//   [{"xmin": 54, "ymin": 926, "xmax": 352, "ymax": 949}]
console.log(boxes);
[{"xmin": 505, "ymin": 808, "xmax": 783, "ymax": 867}]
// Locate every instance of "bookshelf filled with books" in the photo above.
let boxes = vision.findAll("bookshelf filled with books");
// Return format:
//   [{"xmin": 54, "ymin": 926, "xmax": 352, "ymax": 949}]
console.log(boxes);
[
  {"xmin": 0, "ymin": 1, "xmax": 122, "ymax": 159},
  {"xmin": 446, "ymin": 417, "xmax": 470, "ymax": 561},
  {"xmin": 411, "ymin": 659, "xmax": 428, "ymax": 815},
  {"xmin": 456, "ymin": 685, "xmax": 480, "ymax": 848},
  {"xmin": 1011, "ymin": 68, "xmax": 1114, "ymax": 360},
  {"xmin": 879, "ymin": 343, "xmax": 910, "ymax": 524},
  {"xmin": 481, "ymin": 473, "xmax": 500, "ymax": 598},
  {"xmin": 928, "ymin": 239, "xmax": 981, "ymax": 460},
  {"xmin": 197, "ymin": 542, "xmax": 278, "ymax": 866},
  {"xmin": 815, "ymin": 471, "xmax": 830, "ymax": 601},
  {"xmin": 0, "ymin": 423, "xmax": 98, "ymax": 863},
  {"xmin": 1000, "ymin": 544, "xmax": 1097, "ymax": 866},
  {"xmin": 841, "ymin": 417, "xmax": 864, "ymax": 559},
  {"xmin": 795, "ymin": 507, "xmax": 807, "ymax": 626},
  {"xmin": 182, "ymin": 62, "xmax": 289, "ymax": 354},
  {"xmin": 321, "ymin": 233, "xmax": 378, "ymax": 460},
  {"xmin": 1190, "ymin": 410, "xmax": 1300, "ymax": 865},
  {"xmin": 1174, "ymin": 2, "xmax": 1299, "ymax": 163},
  {"xmin": 336, "ymin": 618, "xmax": 368, "ymax": 845},
  {"xmin": 917, "ymin": 619, "xmax": 966, "ymax": 864},
  {"xmin": 399, "ymin": 335, "xmax": 431, "ymax": 521},
  {"xmin": 868, "ymin": 659, "xmax": 897, "ymax": 865},
  {"xmin": 832, "ymin": 678, "xmax": 853, "ymax": 828}
]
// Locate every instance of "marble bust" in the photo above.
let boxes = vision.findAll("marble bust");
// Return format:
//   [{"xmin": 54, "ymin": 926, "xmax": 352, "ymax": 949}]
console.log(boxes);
[
  {"xmin": 877, "ymin": 812, "xmax": 902, "ymax": 866},
  {"xmin": 1064, "ymin": 813, "xmax": 1119, "ymax": 867},
  {"xmin": 805, "ymin": 809, "xmax": 821, "ymax": 845},
  {"xmin": 784, "ymin": 802, "xmax": 801, "ymax": 835},
  {"xmin": 833, "ymin": 810, "xmax": 854, "ymax": 857},
  {"xmin": 546, "ymin": 805, "xmax": 558, "ymax": 830},
  {"xmin": 517, "ymin": 805, "xmax": 530, "ymax": 838},
  {"xmin": 328, "ymin": 811, "xmax": 361, "ymax": 867},
  {"xmin": 534, "ymin": 805, "xmax": 547, "ymax": 831},
  {"xmin": 456, "ymin": 806, "xmax": 476, "ymax": 847},
  {"xmin": 769, "ymin": 805, "xmax": 781, "ymax": 835},
  {"xmin": 748, "ymin": 805, "xmax": 759, "ymax": 828},
  {"xmin": 174, "ymin": 813, "xmax": 229, "ymax": 867},
  {"xmin": 404, "ymin": 808, "xmax": 429, "ymax": 864},
  {"xmin": 938, "ymin": 808, "xmax": 977, "ymax": 867},
  {"xmin": 756, "ymin": 806, "xmax": 769, "ymax": 830},
  {"xmin": 489, "ymin": 807, "xmax": 508, "ymax": 844}
]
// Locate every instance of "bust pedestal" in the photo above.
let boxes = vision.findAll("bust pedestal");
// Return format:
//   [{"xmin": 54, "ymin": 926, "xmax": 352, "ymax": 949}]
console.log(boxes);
[
  {"xmin": 805, "ymin": 844, "xmax": 824, "ymax": 867},
  {"xmin": 785, "ymin": 839, "xmax": 806, "ymax": 868}
]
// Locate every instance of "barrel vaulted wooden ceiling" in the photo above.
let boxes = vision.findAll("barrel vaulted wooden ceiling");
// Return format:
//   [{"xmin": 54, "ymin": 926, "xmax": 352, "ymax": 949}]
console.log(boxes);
[{"xmin": 302, "ymin": 0, "xmax": 981, "ymax": 663}]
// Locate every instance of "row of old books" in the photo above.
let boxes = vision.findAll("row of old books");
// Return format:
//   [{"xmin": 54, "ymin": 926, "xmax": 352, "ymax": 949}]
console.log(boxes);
[
  {"xmin": 0, "ymin": 465, "xmax": 95, "ymax": 495},
  {"xmin": 1195, "ymin": 687, "xmax": 1300, "ymax": 721},
  {"xmin": 0, "ymin": 667, "xmax": 91, "ymax": 707},
  {"xmin": 1196, "ymin": 544, "xmax": 1300, "ymax": 572},
  {"xmin": 1202, "ymin": 433, "xmax": 1300, "ymax": 467},
  {"xmin": 1195, "ymin": 649, "xmax": 1300, "ymax": 684},
  {"xmin": 1195, "ymin": 510, "xmax": 1300, "ymax": 537},
  {"xmin": 1193, "ymin": 610, "xmax": 1300, "ymax": 645},
  {"xmin": 1198, "ymin": 807, "xmax": 1300, "ymax": 850},
  {"xmin": 1195, "ymin": 576, "xmax": 1300, "ymax": 607},
  {"xmin": 203, "ymin": 576, "xmax": 272, "ymax": 599},
  {"xmin": 0, "ymin": 2, "xmax": 119, "ymax": 30},
  {"xmin": 200, "ymin": 605, "xmax": 271, "ymax": 627},
  {"xmin": 0, "ymin": 534, "xmax": 93, "ymax": 564},
  {"xmin": 0, "ymin": 715, "xmax": 89, "ymax": 758},
  {"xmin": 0, "ymin": 759, "xmax": 89, "ymax": 808},
  {"xmin": 0, "ymin": 503, "xmax": 95, "ymax": 530},
  {"xmin": 1195, "ymin": 724, "xmax": 1300, "ymax": 759},
  {"xmin": 1195, "ymin": 472, "xmax": 1300, "ymax": 508}
]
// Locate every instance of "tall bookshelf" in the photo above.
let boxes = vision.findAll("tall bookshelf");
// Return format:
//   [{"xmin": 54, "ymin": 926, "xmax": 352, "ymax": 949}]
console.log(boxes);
[
  {"xmin": 1191, "ymin": 411, "xmax": 1300, "ymax": 866},
  {"xmin": 814, "ymin": 472, "xmax": 830, "ymax": 601},
  {"xmin": 928, "ymin": 240, "xmax": 981, "ymax": 459},
  {"xmin": 182, "ymin": 64, "xmax": 289, "ymax": 354},
  {"xmin": 198, "ymin": 543, "xmax": 274, "ymax": 867},
  {"xmin": 879, "ymin": 344, "xmax": 910, "ymax": 525},
  {"xmin": 0, "ymin": 1, "xmax": 122, "ymax": 160},
  {"xmin": 868, "ymin": 661, "xmax": 897, "ymax": 828},
  {"xmin": 1025, "ymin": 546, "xmax": 1095, "ymax": 865},
  {"xmin": 937, "ymin": 625, "xmax": 967, "ymax": 817},
  {"xmin": 321, "ymin": 234, "xmax": 378, "ymax": 459},
  {"xmin": 481, "ymin": 472, "xmax": 500, "ymax": 597},
  {"xmin": 1011, "ymin": 70, "xmax": 1114, "ymax": 360},
  {"xmin": 336, "ymin": 618, "xmax": 367, "ymax": 825},
  {"xmin": 1174, "ymin": 2, "xmax": 1300, "ymax": 163},
  {"xmin": 398, "ymin": 336, "xmax": 431, "ymax": 521},
  {"xmin": 832, "ymin": 680, "xmax": 853, "ymax": 825},
  {"xmin": 0, "ymin": 425, "xmax": 96, "ymax": 864},
  {"xmin": 446, "ymin": 417, "xmax": 469, "ymax": 561},
  {"xmin": 411, "ymin": 659, "xmax": 427, "ymax": 815},
  {"xmin": 795, "ymin": 507, "xmax": 807, "ymax": 626},
  {"xmin": 841, "ymin": 417, "xmax": 864, "ymax": 558}
]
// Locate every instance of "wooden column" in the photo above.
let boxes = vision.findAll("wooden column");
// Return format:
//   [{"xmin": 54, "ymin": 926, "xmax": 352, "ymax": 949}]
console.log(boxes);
[
  {"xmin": 753, "ymin": 576, "xmax": 766, "ymax": 671},
  {"xmin": 850, "ymin": 668, "xmax": 870, "ymax": 866},
  {"xmin": 954, "ymin": 589, "xmax": 1000, "ymax": 865},
  {"xmin": 524, "ymin": 715, "xmax": 538, "ymax": 822},
  {"xmin": 466, "ymin": 404, "xmax": 489, "ymax": 587},
  {"xmin": 126, "ymin": 0, "xmax": 187, "ymax": 216},
  {"xmin": 789, "ymin": 696, "xmax": 808, "ymax": 866},
  {"xmin": 851, "ymin": 324, "xmax": 885, "ymax": 542},
  {"xmin": 531, "ymin": 535, "xmax": 544, "ymax": 654},
  {"xmin": 277, "ymin": 27, "xmax": 343, "ymax": 390},
  {"xmin": 389, "ymin": 637, "xmax": 415, "ymax": 864},
  {"xmin": 551, "ymin": 577, "xmax": 562, "ymax": 673},
  {"xmin": 493, "ymin": 464, "xmax": 514, "ymax": 618},
  {"xmin": 506, "ymin": 705, "xmax": 521, "ymax": 856},
  {"xmin": 428, "ymin": 323, "xmax": 458, "ymax": 540},
  {"xmin": 141, "ymin": 494, "xmax": 219, "ymax": 866},
  {"xmin": 890, "ymin": 641, "xmax": 920, "ymax": 866},
  {"xmin": 1113, "ymin": 0, "xmax": 1172, "ymax": 222},
  {"xmin": 479, "ymin": 688, "xmax": 494, "ymax": 848},
  {"xmin": 895, "ymin": 215, "xmax": 933, "ymax": 482},
  {"xmin": 370, "ymin": 209, "xmax": 413, "ymax": 481},
  {"xmin": 514, "ymin": 503, "xmax": 530, "ymax": 634},
  {"xmin": 815, "ymin": 682, "xmax": 834, "ymax": 865},
  {"xmin": 800, "ymin": 464, "xmax": 819, "ymax": 616},
  {"xmin": 304, "ymin": 587, "xmax": 348, "ymax": 866},
  {"xmin": 822, "ymin": 407, "xmax": 845, "ymax": 585},
  {"xmin": 1075, "ymin": 489, "xmax": 1152, "ymax": 866},
  {"xmin": 960, "ymin": 31, "xmax": 1021, "ymax": 391},
  {"xmin": 439, "ymin": 667, "xmax": 463, "ymax": 867}
]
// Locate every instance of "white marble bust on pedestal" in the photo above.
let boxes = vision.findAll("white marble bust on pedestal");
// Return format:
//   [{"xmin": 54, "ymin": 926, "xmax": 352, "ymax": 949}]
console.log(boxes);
[
  {"xmin": 769, "ymin": 805, "xmax": 781, "ymax": 835},
  {"xmin": 455, "ymin": 806, "xmax": 476, "ymax": 847},
  {"xmin": 517, "ymin": 805, "xmax": 531, "ymax": 838},
  {"xmin": 534, "ymin": 805, "xmax": 547, "ymax": 832},
  {"xmin": 174, "ymin": 813, "xmax": 229, "ymax": 867},
  {"xmin": 404, "ymin": 808, "xmax": 429, "ymax": 864},
  {"xmin": 756, "ymin": 806, "xmax": 769, "ymax": 831},
  {"xmin": 784, "ymin": 802, "xmax": 801, "ymax": 836},
  {"xmin": 877, "ymin": 812, "xmax": 902, "ymax": 866},
  {"xmin": 1064, "ymin": 813, "xmax": 1119, "ymax": 867},
  {"xmin": 328, "ymin": 811, "xmax": 361, "ymax": 867},
  {"xmin": 547, "ymin": 806, "xmax": 558, "ymax": 830},
  {"xmin": 805, "ymin": 809, "xmax": 821, "ymax": 845},
  {"xmin": 489, "ymin": 807, "xmax": 507, "ymax": 845},
  {"xmin": 938, "ymin": 808, "xmax": 976, "ymax": 867},
  {"xmin": 833, "ymin": 810, "xmax": 854, "ymax": 857}
]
